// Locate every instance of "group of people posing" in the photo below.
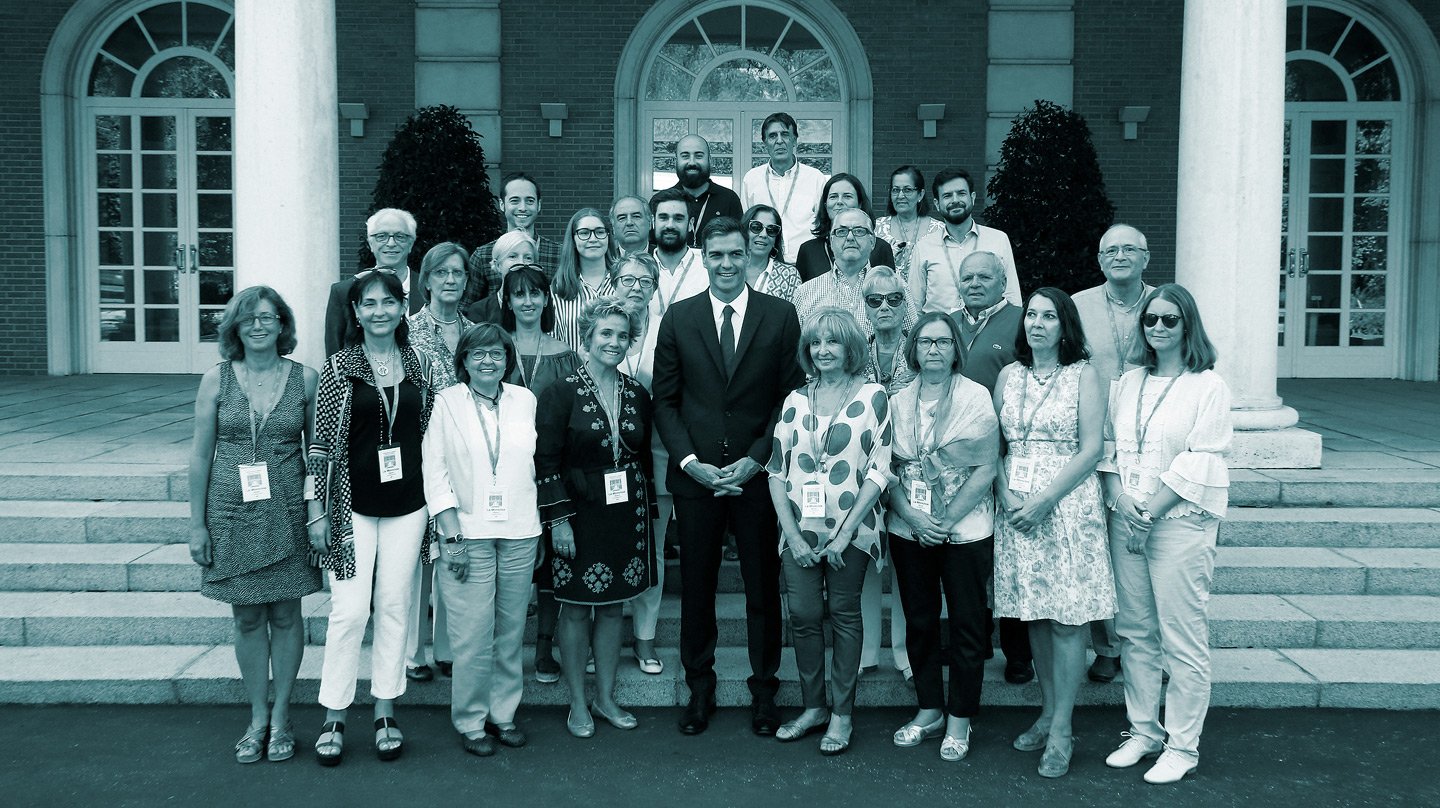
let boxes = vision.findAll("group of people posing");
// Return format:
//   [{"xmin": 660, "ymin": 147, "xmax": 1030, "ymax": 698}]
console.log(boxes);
[{"xmin": 188, "ymin": 111, "xmax": 1231, "ymax": 786}]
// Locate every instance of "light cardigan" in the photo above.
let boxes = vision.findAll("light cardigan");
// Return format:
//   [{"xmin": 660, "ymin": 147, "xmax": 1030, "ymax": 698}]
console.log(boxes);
[
  {"xmin": 422, "ymin": 382, "xmax": 541, "ymax": 539},
  {"xmin": 1099, "ymin": 368, "xmax": 1232, "ymax": 519}
]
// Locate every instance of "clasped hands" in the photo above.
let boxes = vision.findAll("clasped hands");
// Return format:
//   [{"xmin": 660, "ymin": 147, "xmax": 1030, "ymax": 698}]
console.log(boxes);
[
  {"xmin": 785, "ymin": 528, "xmax": 854, "ymax": 569},
  {"xmin": 1112, "ymin": 493, "xmax": 1154, "ymax": 554},
  {"xmin": 686, "ymin": 457, "xmax": 760, "ymax": 496}
]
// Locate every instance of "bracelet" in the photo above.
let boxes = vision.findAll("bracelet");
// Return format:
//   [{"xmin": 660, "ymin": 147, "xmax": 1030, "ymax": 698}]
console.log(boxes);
[{"xmin": 305, "ymin": 512, "xmax": 327, "ymax": 527}]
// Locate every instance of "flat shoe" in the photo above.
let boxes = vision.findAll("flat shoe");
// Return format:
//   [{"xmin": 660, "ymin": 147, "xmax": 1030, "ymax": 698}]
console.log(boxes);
[
  {"xmin": 234, "ymin": 724, "xmax": 267, "ymax": 764},
  {"xmin": 1013, "ymin": 722, "xmax": 1050, "ymax": 752},
  {"xmin": 940, "ymin": 727, "xmax": 972, "ymax": 762},
  {"xmin": 314, "ymin": 721, "xmax": 344, "ymax": 767},
  {"xmin": 893, "ymin": 718, "xmax": 944, "ymax": 747},
  {"xmin": 1038, "ymin": 736, "xmax": 1073, "ymax": 778},
  {"xmin": 266, "ymin": 722, "xmax": 295, "ymax": 762},
  {"xmin": 374, "ymin": 716, "xmax": 403, "ymax": 761},
  {"xmin": 776, "ymin": 714, "xmax": 829, "ymax": 742},
  {"xmin": 567, "ymin": 708, "xmax": 595, "ymax": 739},
  {"xmin": 591, "ymin": 701, "xmax": 638, "ymax": 730},
  {"xmin": 634, "ymin": 650, "xmax": 664, "ymax": 675}
]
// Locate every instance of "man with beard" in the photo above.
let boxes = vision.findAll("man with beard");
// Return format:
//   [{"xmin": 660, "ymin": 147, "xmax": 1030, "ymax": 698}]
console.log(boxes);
[
  {"xmin": 649, "ymin": 187, "xmax": 710, "ymax": 320},
  {"xmin": 462, "ymin": 172, "xmax": 562, "ymax": 310},
  {"xmin": 611, "ymin": 195, "xmax": 652, "ymax": 257},
  {"xmin": 740, "ymin": 112, "xmax": 827, "ymax": 264},
  {"xmin": 909, "ymin": 168, "xmax": 1021, "ymax": 314},
  {"xmin": 663, "ymin": 134, "xmax": 742, "ymax": 248},
  {"xmin": 323, "ymin": 208, "xmax": 421, "ymax": 356}
]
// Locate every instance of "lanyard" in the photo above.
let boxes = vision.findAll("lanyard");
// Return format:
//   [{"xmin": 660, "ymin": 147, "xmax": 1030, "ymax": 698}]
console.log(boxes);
[
  {"xmin": 941, "ymin": 228, "xmax": 975, "ymax": 291},
  {"xmin": 517, "ymin": 351, "xmax": 543, "ymax": 389},
  {"xmin": 470, "ymin": 388, "xmax": 502, "ymax": 478},
  {"xmin": 1015, "ymin": 367, "xmax": 1061, "ymax": 444},
  {"xmin": 913, "ymin": 377, "xmax": 954, "ymax": 457},
  {"xmin": 688, "ymin": 195, "xmax": 712, "ymax": 246},
  {"xmin": 870, "ymin": 337, "xmax": 901, "ymax": 386},
  {"xmin": 1105, "ymin": 289, "xmax": 1144, "ymax": 374},
  {"xmin": 960, "ymin": 310, "xmax": 994, "ymax": 354},
  {"xmin": 764, "ymin": 163, "xmax": 801, "ymax": 217},
  {"xmin": 582, "ymin": 367, "xmax": 627, "ymax": 467},
  {"xmin": 374, "ymin": 375, "xmax": 402, "ymax": 445},
  {"xmin": 621, "ymin": 322, "xmax": 647, "ymax": 379},
  {"xmin": 238, "ymin": 362, "xmax": 283, "ymax": 463},
  {"xmin": 807, "ymin": 378, "xmax": 859, "ymax": 473},
  {"xmin": 656, "ymin": 250, "xmax": 696, "ymax": 312},
  {"xmin": 1134, "ymin": 372, "xmax": 1181, "ymax": 454}
]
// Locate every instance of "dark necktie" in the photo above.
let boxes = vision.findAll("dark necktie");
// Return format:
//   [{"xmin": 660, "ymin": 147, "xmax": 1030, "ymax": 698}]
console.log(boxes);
[{"xmin": 720, "ymin": 304, "xmax": 736, "ymax": 375}]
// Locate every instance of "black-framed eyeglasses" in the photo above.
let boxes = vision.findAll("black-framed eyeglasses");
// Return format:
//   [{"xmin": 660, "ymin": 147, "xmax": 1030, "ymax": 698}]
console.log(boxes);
[
  {"xmin": 915, "ymin": 337, "xmax": 955, "ymax": 350},
  {"xmin": 746, "ymin": 221, "xmax": 781, "ymax": 237},
  {"xmin": 830, "ymin": 226, "xmax": 873, "ymax": 241},
  {"xmin": 616, "ymin": 276, "xmax": 657, "ymax": 290},
  {"xmin": 575, "ymin": 227, "xmax": 609, "ymax": 241},
  {"xmin": 1142, "ymin": 313, "xmax": 1183, "ymax": 328},
  {"xmin": 368, "ymin": 232, "xmax": 413, "ymax": 245},
  {"xmin": 864, "ymin": 293, "xmax": 905, "ymax": 309}
]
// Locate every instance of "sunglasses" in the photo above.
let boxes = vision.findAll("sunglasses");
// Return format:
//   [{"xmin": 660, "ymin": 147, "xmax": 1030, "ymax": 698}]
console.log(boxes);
[
  {"xmin": 747, "ymin": 221, "xmax": 781, "ymax": 237},
  {"xmin": 864, "ymin": 293, "xmax": 905, "ymax": 309},
  {"xmin": 1142, "ymin": 313, "xmax": 1183, "ymax": 328}
]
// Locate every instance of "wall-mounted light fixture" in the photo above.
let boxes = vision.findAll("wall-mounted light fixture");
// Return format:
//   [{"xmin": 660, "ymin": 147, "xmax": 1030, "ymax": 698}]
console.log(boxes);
[
  {"xmin": 338, "ymin": 103, "xmax": 369, "ymax": 138},
  {"xmin": 917, "ymin": 104, "xmax": 946, "ymax": 139},
  {"xmin": 540, "ymin": 103, "xmax": 568, "ymax": 138},
  {"xmin": 1118, "ymin": 106, "xmax": 1151, "ymax": 140}
]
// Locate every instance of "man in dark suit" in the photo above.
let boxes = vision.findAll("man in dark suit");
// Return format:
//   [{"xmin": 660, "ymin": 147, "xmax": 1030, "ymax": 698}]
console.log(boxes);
[
  {"xmin": 323, "ymin": 208, "xmax": 423, "ymax": 356},
  {"xmin": 653, "ymin": 216, "xmax": 803, "ymax": 736}
]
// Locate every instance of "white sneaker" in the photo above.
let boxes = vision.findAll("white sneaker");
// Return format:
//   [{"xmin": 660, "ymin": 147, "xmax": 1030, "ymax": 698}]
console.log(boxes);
[
  {"xmin": 1105, "ymin": 732, "xmax": 1164, "ymax": 768},
  {"xmin": 1143, "ymin": 749, "xmax": 1197, "ymax": 784}
]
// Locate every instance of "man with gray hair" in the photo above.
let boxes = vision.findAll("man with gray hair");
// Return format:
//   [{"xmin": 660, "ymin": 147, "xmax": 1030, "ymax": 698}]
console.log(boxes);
[
  {"xmin": 611, "ymin": 195, "xmax": 652, "ymax": 257},
  {"xmin": 1071, "ymin": 222, "xmax": 1155, "ymax": 684},
  {"xmin": 324, "ymin": 207, "xmax": 420, "ymax": 356}
]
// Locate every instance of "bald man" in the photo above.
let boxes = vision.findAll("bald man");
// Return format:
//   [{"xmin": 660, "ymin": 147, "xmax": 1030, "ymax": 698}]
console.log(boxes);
[{"xmin": 662, "ymin": 134, "xmax": 743, "ymax": 248}]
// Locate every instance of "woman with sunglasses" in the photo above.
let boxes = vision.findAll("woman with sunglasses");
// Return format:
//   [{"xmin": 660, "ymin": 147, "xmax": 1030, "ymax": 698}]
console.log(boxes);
[
  {"xmin": 794, "ymin": 173, "xmax": 896, "ymax": 282},
  {"xmin": 499, "ymin": 265, "xmax": 580, "ymax": 685},
  {"xmin": 875, "ymin": 166, "xmax": 942, "ymax": 284},
  {"xmin": 741, "ymin": 204, "xmax": 801, "ymax": 302},
  {"xmin": 551, "ymin": 208, "xmax": 618, "ymax": 351},
  {"xmin": 465, "ymin": 230, "xmax": 538, "ymax": 324},
  {"xmin": 1099, "ymin": 284, "xmax": 1231, "ymax": 785}
]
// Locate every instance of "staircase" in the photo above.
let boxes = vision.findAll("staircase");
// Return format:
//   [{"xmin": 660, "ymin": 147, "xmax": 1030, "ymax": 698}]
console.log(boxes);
[{"xmin": 3, "ymin": 457, "xmax": 1439, "ymax": 709}]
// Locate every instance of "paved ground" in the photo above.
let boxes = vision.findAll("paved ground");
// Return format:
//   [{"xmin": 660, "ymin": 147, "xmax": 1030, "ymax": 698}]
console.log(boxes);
[{"xmin": 5, "ymin": 705, "xmax": 1437, "ymax": 807}]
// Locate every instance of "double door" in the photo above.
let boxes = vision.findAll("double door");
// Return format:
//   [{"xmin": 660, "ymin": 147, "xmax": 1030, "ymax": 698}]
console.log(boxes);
[{"xmin": 643, "ymin": 104, "xmax": 842, "ymax": 198}]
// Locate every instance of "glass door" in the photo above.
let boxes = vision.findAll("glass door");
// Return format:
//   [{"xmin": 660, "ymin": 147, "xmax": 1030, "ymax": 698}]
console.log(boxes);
[
  {"xmin": 90, "ymin": 107, "xmax": 234, "ymax": 373},
  {"xmin": 1279, "ymin": 112, "xmax": 1400, "ymax": 377}
]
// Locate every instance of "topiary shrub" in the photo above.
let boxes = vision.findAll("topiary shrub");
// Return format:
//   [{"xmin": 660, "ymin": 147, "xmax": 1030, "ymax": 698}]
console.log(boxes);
[
  {"xmin": 984, "ymin": 99, "xmax": 1115, "ymax": 294},
  {"xmin": 357, "ymin": 105, "xmax": 503, "ymax": 272}
]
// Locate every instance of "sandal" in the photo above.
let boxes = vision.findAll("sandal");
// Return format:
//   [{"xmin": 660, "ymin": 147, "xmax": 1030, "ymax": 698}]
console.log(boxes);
[
  {"xmin": 776, "ymin": 712, "xmax": 830, "ymax": 743},
  {"xmin": 893, "ymin": 717, "xmax": 944, "ymax": 747},
  {"xmin": 940, "ymin": 725, "xmax": 973, "ymax": 762},
  {"xmin": 1013, "ymin": 720, "xmax": 1050, "ymax": 752},
  {"xmin": 266, "ymin": 722, "xmax": 295, "ymax": 762},
  {"xmin": 374, "ymin": 716, "xmax": 403, "ymax": 761},
  {"xmin": 234, "ymin": 724, "xmax": 267, "ymax": 764},
  {"xmin": 819, "ymin": 723, "xmax": 852, "ymax": 757},
  {"xmin": 314, "ymin": 721, "xmax": 344, "ymax": 767}
]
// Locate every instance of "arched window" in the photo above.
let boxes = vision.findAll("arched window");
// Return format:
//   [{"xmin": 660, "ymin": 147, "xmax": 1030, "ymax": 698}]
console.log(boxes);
[
  {"xmin": 88, "ymin": 1, "xmax": 233, "ymax": 98},
  {"xmin": 639, "ymin": 1, "xmax": 847, "ymax": 196}
]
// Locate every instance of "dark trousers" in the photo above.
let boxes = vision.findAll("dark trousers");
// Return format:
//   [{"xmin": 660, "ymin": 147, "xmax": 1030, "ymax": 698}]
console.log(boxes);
[
  {"xmin": 782, "ymin": 544, "xmax": 869, "ymax": 714},
  {"xmin": 675, "ymin": 480, "xmax": 782, "ymax": 699},
  {"xmin": 890, "ymin": 534, "xmax": 992, "ymax": 717},
  {"xmin": 997, "ymin": 616, "xmax": 1032, "ymax": 664}
]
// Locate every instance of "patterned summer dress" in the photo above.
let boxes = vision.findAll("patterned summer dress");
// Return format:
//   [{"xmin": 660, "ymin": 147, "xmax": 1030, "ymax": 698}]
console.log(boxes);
[
  {"xmin": 203, "ymin": 361, "xmax": 322, "ymax": 605},
  {"xmin": 992, "ymin": 361, "xmax": 1115, "ymax": 625}
]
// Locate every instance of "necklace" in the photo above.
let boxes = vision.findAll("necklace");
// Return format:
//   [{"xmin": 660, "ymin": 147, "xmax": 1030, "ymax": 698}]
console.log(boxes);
[
  {"xmin": 1029, "ymin": 363, "xmax": 1061, "ymax": 385},
  {"xmin": 244, "ymin": 360, "xmax": 283, "ymax": 387},
  {"xmin": 367, "ymin": 345, "xmax": 396, "ymax": 377},
  {"xmin": 430, "ymin": 308, "xmax": 458, "ymax": 325},
  {"xmin": 894, "ymin": 216, "xmax": 921, "ymax": 248},
  {"xmin": 471, "ymin": 385, "xmax": 500, "ymax": 408}
]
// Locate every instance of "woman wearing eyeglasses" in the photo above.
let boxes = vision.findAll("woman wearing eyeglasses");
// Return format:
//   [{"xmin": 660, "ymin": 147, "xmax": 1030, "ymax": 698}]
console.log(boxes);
[
  {"xmin": 308, "ymin": 269, "xmax": 440, "ymax": 766},
  {"xmin": 874, "ymin": 166, "xmax": 942, "ymax": 285},
  {"xmin": 741, "ymin": 204, "xmax": 801, "ymax": 302},
  {"xmin": 422, "ymin": 324, "xmax": 541, "ymax": 757},
  {"xmin": 551, "ymin": 209, "xmax": 618, "ymax": 351},
  {"xmin": 793, "ymin": 173, "xmax": 896, "ymax": 282},
  {"xmin": 886, "ymin": 312, "xmax": 999, "ymax": 763},
  {"xmin": 499, "ymin": 264, "xmax": 580, "ymax": 685},
  {"xmin": 465, "ymin": 230, "xmax": 539, "ymax": 324},
  {"xmin": 1099, "ymin": 284, "xmax": 1231, "ymax": 785},
  {"xmin": 189, "ymin": 286, "xmax": 321, "ymax": 764},
  {"xmin": 535, "ymin": 297, "xmax": 657, "ymax": 738}
]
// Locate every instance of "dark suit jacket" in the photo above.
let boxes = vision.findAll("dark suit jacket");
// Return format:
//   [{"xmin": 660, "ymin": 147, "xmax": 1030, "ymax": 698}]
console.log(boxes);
[
  {"xmin": 794, "ymin": 237, "xmax": 896, "ymax": 282},
  {"xmin": 652, "ymin": 288, "xmax": 804, "ymax": 499},
  {"xmin": 323, "ymin": 268, "xmax": 424, "ymax": 358}
]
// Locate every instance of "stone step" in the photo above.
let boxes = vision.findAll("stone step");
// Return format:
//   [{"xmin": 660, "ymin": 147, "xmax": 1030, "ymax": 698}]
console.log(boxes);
[
  {"xmin": 0, "ymin": 500, "xmax": 190, "ymax": 544},
  {"xmin": 1221, "ymin": 507, "xmax": 1440, "ymax": 548},
  {"xmin": 0, "ymin": 463, "xmax": 184, "ymax": 502},
  {"xmin": 1230, "ymin": 469, "xmax": 1440, "ymax": 508},
  {"xmin": 8, "ymin": 543, "xmax": 1439, "ymax": 598},
  {"xmin": 4, "ymin": 590, "xmax": 1439, "ymax": 650},
  {"xmin": 1, "ymin": 644, "xmax": 1436, "ymax": 710}
]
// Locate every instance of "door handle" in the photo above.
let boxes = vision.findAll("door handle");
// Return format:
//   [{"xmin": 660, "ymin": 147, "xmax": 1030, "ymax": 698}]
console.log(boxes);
[
  {"xmin": 189, "ymin": 245, "xmax": 199, "ymax": 274},
  {"xmin": 174, "ymin": 245, "xmax": 185, "ymax": 273},
  {"xmin": 1285, "ymin": 247, "xmax": 1296, "ymax": 278},
  {"xmin": 1299, "ymin": 247, "xmax": 1309, "ymax": 278}
]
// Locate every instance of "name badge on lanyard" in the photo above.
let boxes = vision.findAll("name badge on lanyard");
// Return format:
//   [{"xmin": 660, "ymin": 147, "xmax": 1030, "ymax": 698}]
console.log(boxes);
[
  {"xmin": 604, "ymin": 469, "xmax": 630, "ymax": 505},
  {"xmin": 801, "ymin": 480, "xmax": 827, "ymax": 519},
  {"xmin": 1009, "ymin": 457, "xmax": 1036, "ymax": 493},
  {"xmin": 1124, "ymin": 467, "xmax": 1156, "ymax": 494},
  {"xmin": 907, "ymin": 478, "xmax": 931, "ymax": 513},
  {"xmin": 484, "ymin": 487, "xmax": 510, "ymax": 521},
  {"xmin": 378, "ymin": 444, "xmax": 404, "ymax": 482},
  {"xmin": 375, "ymin": 376, "xmax": 404, "ymax": 483},
  {"xmin": 239, "ymin": 462, "xmax": 271, "ymax": 502}
]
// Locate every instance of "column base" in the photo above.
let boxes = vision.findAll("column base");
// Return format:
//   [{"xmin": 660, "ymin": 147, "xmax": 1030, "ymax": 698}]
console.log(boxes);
[{"xmin": 1230, "ymin": 428, "xmax": 1322, "ymax": 469}]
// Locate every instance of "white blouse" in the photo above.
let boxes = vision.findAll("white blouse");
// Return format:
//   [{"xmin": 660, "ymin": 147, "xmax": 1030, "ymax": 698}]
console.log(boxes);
[
  {"xmin": 421, "ymin": 382, "xmax": 541, "ymax": 538},
  {"xmin": 1100, "ymin": 368, "xmax": 1232, "ymax": 519}
]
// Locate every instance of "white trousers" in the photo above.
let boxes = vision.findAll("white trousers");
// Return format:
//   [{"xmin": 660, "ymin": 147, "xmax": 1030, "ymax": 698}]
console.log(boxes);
[
  {"xmin": 860, "ymin": 559, "xmax": 910, "ymax": 672},
  {"xmin": 630, "ymin": 494, "xmax": 673, "ymax": 642},
  {"xmin": 438, "ymin": 536, "xmax": 539, "ymax": 734},
  {"xmin": 407, "ymin": 561, "xmax": 452, "ymax": 666},
  {"xmin": 318, "ymin": 508, "xmax": 426, "ymax": 710},
  {"xmin": 1109, "ymin": 512, "xmax": 1218, "ymax": 761}
]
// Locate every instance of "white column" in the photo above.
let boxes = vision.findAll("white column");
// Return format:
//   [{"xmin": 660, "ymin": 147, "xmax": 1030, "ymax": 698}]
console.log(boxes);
[
  {"xmin": 1174, "ymin": 0, "xmax": 1320, "ymax": 468},
  {"xmin": 233, "ymin": 0, "xmax": 339, "ymax": 371}
]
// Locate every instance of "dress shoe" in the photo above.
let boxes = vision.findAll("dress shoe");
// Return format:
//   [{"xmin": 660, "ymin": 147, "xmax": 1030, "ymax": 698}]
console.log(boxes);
[
  {"xmin": 1004, "ymin": 659, "xmax": 1035, "ymax": 684},
  {"xmin": 462, "ymin": 734, "xmax": 497, "ymax": 757},
  {"xmin": 1105, "ymin": 732, "xmax": 1163, "ymax": 768},
  {"xmin": 1087, "ymin": 655, "xmax": 1121, "ymax": 683},
  {"xmin": 1143, "ymin": 750, "xmax": 1197, "ymax": 784},
  {"xmin": 751, "ymin": 697, "xmax": 780, "ymax": 736},
  {"xmin": 436, "ymin": 660, "xmax": 453, "ymax": 678},
  {"xmin": 679, "ymin": 693, "xmax": 717, "ymax": 735},
  {"xmin": 405, "ymin": 664, "xmax": 434, "ymax": 682}
]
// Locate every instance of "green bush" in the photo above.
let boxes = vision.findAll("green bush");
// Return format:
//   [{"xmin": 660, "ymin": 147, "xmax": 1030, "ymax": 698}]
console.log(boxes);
[
  {"xmin": 357, "ymin": 105, "xmax": 503, "ymax": 271},
  {"xmin": 984, "ymin": 100, "xmax": 1115, "ymax": 294}
]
